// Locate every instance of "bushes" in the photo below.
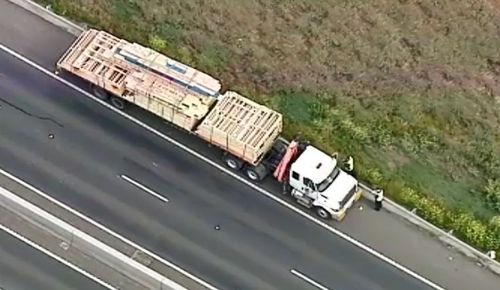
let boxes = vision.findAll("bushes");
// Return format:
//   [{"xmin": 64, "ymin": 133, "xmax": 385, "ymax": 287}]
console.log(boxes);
[
  {"xmin": 397, "ymin": 187, "xmax": 448, "ymax": 226},
  {"xmin": 386, "ymin": 183, "xmax": 500, "ymax": 257},
  {"xmin": 483, "ymin": 179, "xmax": 500, "ymax": 213},
  {"xmin": 452, "ymin": 213, "xmax": 499, "ymax": 250},
  {"xmin": 148, "ymin": 35, "xmax": 167, "ymax": 51}
]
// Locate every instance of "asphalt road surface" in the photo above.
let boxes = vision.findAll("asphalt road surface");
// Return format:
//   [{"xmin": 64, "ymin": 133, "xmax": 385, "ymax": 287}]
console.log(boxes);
[
  {"xmin": 0, "ymin": 1, "xmax": 499, "ymax": 290},
  {"xmin": 0, "ymin": 228, "xmax": 108, "ymax": 290},
  {"xmin": 0, "ymin": 42, "xmax": 435, "ymax": 290}
]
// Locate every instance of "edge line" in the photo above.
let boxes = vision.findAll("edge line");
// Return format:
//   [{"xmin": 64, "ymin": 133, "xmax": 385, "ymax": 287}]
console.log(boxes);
[{"xmin": 0, "ymin": 223, "xmax": 118, "ymax": 290}]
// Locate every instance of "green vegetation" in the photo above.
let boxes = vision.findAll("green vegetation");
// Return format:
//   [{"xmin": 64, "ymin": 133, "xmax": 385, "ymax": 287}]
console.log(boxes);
[{"xmin": 38, "ymin": 0, "xmax": 500, "ymax": 255}]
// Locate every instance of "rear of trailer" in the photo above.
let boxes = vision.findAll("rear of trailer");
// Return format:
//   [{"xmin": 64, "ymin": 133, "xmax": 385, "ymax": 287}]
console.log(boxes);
[{"xmin": 196, "ymin": 91, "xmax": 282, "ymax": 166}]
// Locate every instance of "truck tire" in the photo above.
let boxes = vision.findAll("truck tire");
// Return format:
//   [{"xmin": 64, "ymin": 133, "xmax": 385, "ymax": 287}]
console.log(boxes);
[
  {"xmin": 245, "ymin": 164, "xmax": 269, "ymax": 181},
  {"xmin": 90, "ymin": 84, "xmax": 109, "ymax": 100},
  {"xmin": 223, "ymin": 154, "xmax": 243, "ymax": 170},
  {"xmin": 315, "ymin": 207, "xmax": 331, "ymax": 220},
  {"xmin": 110, "ymin": 96, "xmax": 126, "ymax": 110}
]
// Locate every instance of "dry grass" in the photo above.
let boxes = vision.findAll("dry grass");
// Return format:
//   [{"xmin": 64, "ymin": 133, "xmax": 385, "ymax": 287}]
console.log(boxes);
[{"xmin": 39, "ymin": 0, "xmax": 500, "ymax": 219}]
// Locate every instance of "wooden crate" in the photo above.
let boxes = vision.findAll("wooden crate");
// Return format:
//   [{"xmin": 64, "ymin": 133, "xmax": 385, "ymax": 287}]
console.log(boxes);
[
  {"xmin": 195, "ymin": 91, "xmax": 283, "ymax": 165},
  {"xmin": 123, "ymin": 71, "xmax": 216, "ymax": 131},
  {"xmin": 56, "ymin": 29, "xmax": 129, "ymax": 96}
]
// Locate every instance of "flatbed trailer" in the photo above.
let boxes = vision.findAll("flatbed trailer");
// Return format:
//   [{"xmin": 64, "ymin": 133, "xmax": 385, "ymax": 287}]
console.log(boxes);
[
  {"xmin": 56, "ymin": 29, "xmax": 361, "ymax": 221},
  {"xmin": 56, "ymin": 29, "xmax": 282, "ymax": 167}
]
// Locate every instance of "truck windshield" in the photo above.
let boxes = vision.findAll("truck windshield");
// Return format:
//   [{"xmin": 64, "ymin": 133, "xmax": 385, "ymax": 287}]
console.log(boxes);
[{"xmin": 316, "ymin": 167, "xmax": 341, "ymax": 192}]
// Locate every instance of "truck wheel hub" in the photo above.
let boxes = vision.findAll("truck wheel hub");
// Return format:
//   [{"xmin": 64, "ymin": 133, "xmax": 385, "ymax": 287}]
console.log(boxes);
[
  {"xmin": 111, "ymin": 98, "xmax": 124, "ymax": 109},
  {"xmin": 247, "ymin": 171, "xmax": 258, "ymax": 180},
  {"xmin": 318, "ymin": 209, "xmax": 329, "ymax": 218},
  {"xmin": 227, "ymin": 159, "xmax": 238, "ymax": 169}
]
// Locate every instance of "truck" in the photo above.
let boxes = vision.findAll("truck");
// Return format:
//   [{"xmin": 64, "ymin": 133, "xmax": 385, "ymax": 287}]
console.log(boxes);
[{"xmin": 55, "ymin": 29, "xmax": 362, "ymax": 221}]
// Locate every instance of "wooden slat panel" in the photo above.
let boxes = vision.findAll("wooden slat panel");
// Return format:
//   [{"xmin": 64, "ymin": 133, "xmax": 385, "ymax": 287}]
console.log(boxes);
[{"xmin": 195, "ymin": 91, "xmax": 282, "ymax": 165}]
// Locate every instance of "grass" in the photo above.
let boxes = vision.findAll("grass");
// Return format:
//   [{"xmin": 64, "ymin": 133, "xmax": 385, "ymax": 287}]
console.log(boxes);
[{"xmin": 37, "ymin": 0, "xmax": 500, "ymax": 251}]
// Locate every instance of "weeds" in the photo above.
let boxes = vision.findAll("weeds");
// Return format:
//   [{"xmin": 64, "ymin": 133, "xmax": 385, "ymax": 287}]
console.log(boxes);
[{"xmin": 483, "ymin": 179, "xmax": 500, "ymax": 213}]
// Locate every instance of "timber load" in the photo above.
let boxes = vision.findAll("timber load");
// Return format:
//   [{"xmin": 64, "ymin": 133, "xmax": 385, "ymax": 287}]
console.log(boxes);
[
  {"xmin": 196, "ymin": 92, "xmax": 282, "ymax": 165},
  {"xmin": 56, "ymin": 29, "xmax": 283, "ymax": 164}
]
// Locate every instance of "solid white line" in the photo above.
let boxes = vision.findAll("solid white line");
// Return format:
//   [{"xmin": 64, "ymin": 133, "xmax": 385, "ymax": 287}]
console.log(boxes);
[
  {"xmin": 0, "ymin": 224, "xmax": 118, "ymax": 290},
  {"xmin": 0, "ymin": 43, "xmax": 445, "ymax": 290},
  {"xmin": 120, "ymin": 174, "xmax": 168, "ymax": 203},
  {"xmin": 290, "ymin": 269, "xmax": 330, "ymax": 290}
]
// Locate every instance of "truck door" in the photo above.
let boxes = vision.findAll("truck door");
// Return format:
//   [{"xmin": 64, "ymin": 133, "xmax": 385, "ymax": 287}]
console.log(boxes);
[
  {"xmin": 289, "ymin": 171, "xmax": 302, "ymax": 191},
  {"xmin": 303, "ymin": 177, "xmax": 317, "ymax": 198}
]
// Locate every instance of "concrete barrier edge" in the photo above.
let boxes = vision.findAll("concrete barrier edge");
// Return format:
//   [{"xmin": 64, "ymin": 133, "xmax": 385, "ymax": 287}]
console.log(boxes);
[
  {"xmin": 6, "ymin": 0, "xmax": 83, "ymax": 36},
  {"xmin": 0, "ymin": 185, "xmax": 187, "ymax": 290},
  {"xmin": 360, "ymin": 183, "xmax": 500, "ymax": 275}
]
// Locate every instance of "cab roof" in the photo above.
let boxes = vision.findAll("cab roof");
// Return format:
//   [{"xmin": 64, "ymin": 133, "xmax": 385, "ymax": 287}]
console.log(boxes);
[{"xmin": 291, "ymin": 146, "xmax": 337, "ymax": 184}]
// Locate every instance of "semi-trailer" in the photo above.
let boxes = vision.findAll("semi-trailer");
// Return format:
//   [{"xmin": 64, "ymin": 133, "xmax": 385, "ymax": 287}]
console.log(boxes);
[{"xmin": 55, "ymin": 29, "xmax": 362, "ymax": 220}]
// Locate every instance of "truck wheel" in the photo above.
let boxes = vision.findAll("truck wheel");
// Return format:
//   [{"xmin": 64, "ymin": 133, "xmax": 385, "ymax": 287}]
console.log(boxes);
[
  {"xmin": 223, "ymin": 155, "xmax": 243, "ymax": 170},
  {"xmin": 91, "ymin": 84, "xmax": 109, "ymax": 100},
  {"xmin": 315, "ymin": 207, "xmax": 331, "ymax": 220},
  {"xmin": 110, "ymin": 97, "xmax": 126, "ymax": 110},
  {"xmin": 245, "ymin": 164, "xmax": 268, "ymax": 181}
]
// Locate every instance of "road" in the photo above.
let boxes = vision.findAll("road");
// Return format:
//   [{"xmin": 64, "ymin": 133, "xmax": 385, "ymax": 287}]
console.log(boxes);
[
  {"xmin": 0, "ymin": 46, "xmax": 435, "ymax": 289},
  {"xmin": 0, "ymin": 1, "xmax": 499, "ymax": 290},
  {"xmin": 0, "ymin": 228, "xmax": 108, "ymax": 290}
]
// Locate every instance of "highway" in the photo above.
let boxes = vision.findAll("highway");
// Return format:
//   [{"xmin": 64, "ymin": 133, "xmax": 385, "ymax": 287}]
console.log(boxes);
[
  {"xmin": 1, "ymin": 1, "xmax": 500, "ymax": 290},
  {"xmin": 0, "ymin": 228, "xmax": 108, "ymax": 290},
  {"xmin": 0, "ymin": 45, "xmax": 433, "ymax": 290}
]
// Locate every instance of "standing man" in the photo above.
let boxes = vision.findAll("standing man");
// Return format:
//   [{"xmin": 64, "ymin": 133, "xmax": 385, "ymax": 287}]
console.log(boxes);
[
  {"xmin": 343, "ymin": 155, "xmax": 355, "ymax": 178},
  {"xmin": 374, "ymin": 189, "xmax": 384, "ymax": 211},
  {"xmin": 487, "ymin": 250, "xmax": 496, "ymax": 260}
]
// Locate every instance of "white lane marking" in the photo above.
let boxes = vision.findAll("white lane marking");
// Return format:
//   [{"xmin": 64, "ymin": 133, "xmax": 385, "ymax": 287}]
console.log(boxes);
[
  {"xmin": 120, "ymin": 174, "xmax": 168, "ymax": 203},
  {"xmin": 0, "ymin": 224, "xmax": 118, "ymax": 290},
  {"xmin": 0, "ymin": 166, "xmax": 219, "ymax": 290},
  {"xmin": 0, "ymin": 43, "xmax": 445, "ymax": 290},
  {"xmin": 290, "ymin": 269, "xmax": 330, "ymax": 290}
]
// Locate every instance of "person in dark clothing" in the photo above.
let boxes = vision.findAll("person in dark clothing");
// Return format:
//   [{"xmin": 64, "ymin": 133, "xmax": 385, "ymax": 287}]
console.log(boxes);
[{"xmin": 374, "ymin": 189, "xmax": 384, "ymax": 211}]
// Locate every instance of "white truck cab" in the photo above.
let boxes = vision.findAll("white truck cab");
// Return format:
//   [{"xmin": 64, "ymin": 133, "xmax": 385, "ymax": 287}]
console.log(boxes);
[{"xmin": 288, "ymin": 146, "xmax": 361, "ymax": 220}]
